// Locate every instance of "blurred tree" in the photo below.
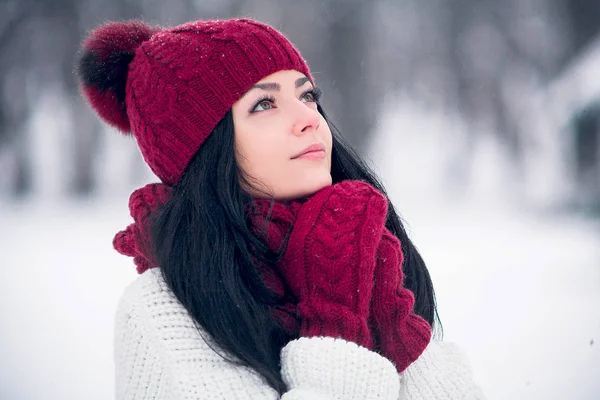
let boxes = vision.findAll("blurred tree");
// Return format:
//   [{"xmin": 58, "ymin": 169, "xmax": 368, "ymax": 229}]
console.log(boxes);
[
  {"xmin": 560, "ymin": 0, "xmax": 600, "ymax": 73},
  {"xmin": 321, "ymin": 1, "xmax": 377, "ymax": 151},
  {"xmin": 0, "ymin": 1, "xmax": 40, "ymax": 196},
  {"xmin": 571, "ymin": 101, "xmax": 600, "ymax": 208}
]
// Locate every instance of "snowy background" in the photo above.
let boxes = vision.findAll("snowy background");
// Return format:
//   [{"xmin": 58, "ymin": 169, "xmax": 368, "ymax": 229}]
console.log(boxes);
[{"xmin": 1, "ymin": 1, "xmax": 600, "ymax": 399}]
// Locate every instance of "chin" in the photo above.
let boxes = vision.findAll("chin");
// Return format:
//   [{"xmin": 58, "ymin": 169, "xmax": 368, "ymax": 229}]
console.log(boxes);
[
  {"xmin": 294, "ymin": 175, "xmax": 332, "ymax": 200},
  {"xmin": 277, "ymin": 173, "xmax": 332, "ymax": 201}
]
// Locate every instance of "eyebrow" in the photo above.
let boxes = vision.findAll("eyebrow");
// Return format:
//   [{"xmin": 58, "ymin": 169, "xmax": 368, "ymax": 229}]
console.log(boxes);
[{"xmin": 243, "ymin": 76, "xmax": 311, "ymax": 97}]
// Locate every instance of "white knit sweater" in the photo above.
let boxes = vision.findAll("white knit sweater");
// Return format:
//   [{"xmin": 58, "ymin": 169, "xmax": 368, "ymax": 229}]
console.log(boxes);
[{"xmin": 115, "ymin": 268, "xmax": 485, "ymax": 399}]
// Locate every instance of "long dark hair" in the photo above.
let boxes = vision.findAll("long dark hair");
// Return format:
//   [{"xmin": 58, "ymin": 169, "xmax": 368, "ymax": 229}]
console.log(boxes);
[{"xmin": 151, "ymin": 105, "xmax": 441, "ymax": 393}]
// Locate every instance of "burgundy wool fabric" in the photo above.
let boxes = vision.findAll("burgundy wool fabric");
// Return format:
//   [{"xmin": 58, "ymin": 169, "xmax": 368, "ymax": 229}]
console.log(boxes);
[
  {"xmin": 370, "ymin": 228, "xmax": 432, "ymax": 372},
  {"xmin": 247, "ymin": 199, "xmax": 305, "ymax": 335},
  {"xmin": 263, "ymin": 181, "xmax": 389, "ymax": 349},
  {"xmin": 113, "ymin": 183, "xmax": 172, "ymax": 274},
  {"xmin": 79, "ymin": 18, "xmax": 312, "ymax": 185},
  {"xmin": 251, "ymin": 181, "xmax": 432, "ymax": 369}
]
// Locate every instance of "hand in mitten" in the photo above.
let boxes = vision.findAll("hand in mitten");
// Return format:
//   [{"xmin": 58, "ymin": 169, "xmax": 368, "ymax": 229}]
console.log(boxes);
[
  {"xmin": 370, "ymin": 228, "xmax": 432, "ymax": 372},
  {"xmin": 279, "ymin": 180, "xmax": 388, "ymax": 349}
]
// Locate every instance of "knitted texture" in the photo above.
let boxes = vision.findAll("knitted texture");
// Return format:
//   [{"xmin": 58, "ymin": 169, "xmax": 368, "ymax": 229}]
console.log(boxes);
[
  {"xmin": 246, "ymin": 199, "xmax": 304, "ymax": 334},
  {"xmin": 370, "ymin": 228, "xmax": 432, "ymax": 373},
  {"xmin": 249, "ymin": 185, "xmax": 432, "ymax": 371},
  {"xmin": 78, "ymin": 18, "xmax": 312, "ymax": 185},
  {"xmin": 115, "ymin": 180, "xmax": 432, "ymax": 370},
  {"xmin": 402, "ymin": 341, "xmax": 487, "ymax": 399},
  {"xmin": 277, "ymin": 180, "xmax": 388, "ymax": 349},
  {"xmin": 115, "ymin": 267, "xmax": 401, "ymax": 400},
  {"xmin": 115, "ymin": 267, "xmax": 485, "ymax": 399},
  {"xmin": 112, "ymin": 183, "xmax": 171, "ymax": 274}
]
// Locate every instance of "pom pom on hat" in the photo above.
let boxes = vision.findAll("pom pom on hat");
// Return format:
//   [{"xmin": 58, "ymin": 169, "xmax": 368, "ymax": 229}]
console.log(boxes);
[{"xmin": 77, "ymin": 20, "xmax": 161, "ymax": 132}]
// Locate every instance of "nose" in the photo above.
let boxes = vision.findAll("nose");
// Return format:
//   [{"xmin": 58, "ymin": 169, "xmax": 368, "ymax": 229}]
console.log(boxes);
[{"xmin": 291, "ymin": 104, "xmax": 321, "ymax": 136}]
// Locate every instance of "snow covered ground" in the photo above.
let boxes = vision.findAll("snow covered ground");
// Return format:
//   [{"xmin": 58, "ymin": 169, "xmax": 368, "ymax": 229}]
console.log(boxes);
[{"xmin": 1, "ymin": 101, "xmax": 599, "ymax": 399}]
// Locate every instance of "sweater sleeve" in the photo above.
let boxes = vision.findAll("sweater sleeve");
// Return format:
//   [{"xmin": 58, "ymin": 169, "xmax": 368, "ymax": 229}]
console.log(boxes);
[
  {"xmin": 114, "ymin": 268, "xmax": 400, "ymax": 400},
  {"xmin": 400, "ymin": 341, "xmax": 486, "ymax": 400}
]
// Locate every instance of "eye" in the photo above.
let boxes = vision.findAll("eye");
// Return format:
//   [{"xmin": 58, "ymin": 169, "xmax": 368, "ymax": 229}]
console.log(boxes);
[
  {"xmin": 250, "ymin": 96, "xmax": 276, "ymax": 113},
  {"xmin": 300, "ymin": 87, "xmax": 322, "ymax": 103}
]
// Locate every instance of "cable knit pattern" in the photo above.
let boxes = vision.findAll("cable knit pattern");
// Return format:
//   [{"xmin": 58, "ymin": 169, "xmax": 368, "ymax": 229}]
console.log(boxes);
[
  {"xmin": 248, "ymin": 184, "xmax": 432, "ymax": 366},
  {"xmin": 279, "ymin": 181, "xmax": 388, "ymax": 348},
  {"xmin": 115, "ymin": 268, "xmax": 485, "ymax": 399},
  {"xmin": 371, "ymin": 228, "xmax": 432, "ymax": 373}
]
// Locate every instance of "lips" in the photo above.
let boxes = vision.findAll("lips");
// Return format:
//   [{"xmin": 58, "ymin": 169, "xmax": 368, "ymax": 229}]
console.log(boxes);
[{"xmin": 292, "ymin": 143, "xmax": 326, "ymax": 159}]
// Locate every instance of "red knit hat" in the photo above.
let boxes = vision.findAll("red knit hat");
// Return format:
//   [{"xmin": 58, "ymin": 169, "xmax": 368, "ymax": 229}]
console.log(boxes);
[{"xmin": 77, "ymin": 18, "xmax": 312, "ymax": 185}]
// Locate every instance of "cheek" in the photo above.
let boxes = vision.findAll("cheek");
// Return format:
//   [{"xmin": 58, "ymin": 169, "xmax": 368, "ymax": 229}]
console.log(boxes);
[{"xmin": 236, "ymin": 128, "xmax": 285, "ymax": 179}]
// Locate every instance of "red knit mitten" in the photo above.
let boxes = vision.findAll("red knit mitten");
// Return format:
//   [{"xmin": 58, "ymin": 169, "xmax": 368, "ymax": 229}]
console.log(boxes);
[
  {"xmin": 370, "ymin": 228, "xmax": 432, "ymax": 372},
  {"xmin": 279, "ymin": 180, "xmax": 388, "ymax": 349}
]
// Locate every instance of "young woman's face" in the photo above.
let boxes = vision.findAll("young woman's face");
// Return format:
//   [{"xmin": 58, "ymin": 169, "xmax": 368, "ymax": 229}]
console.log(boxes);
[{"xmin": 232, "ymin": 70, "xmax": 333, "ymax": 201}]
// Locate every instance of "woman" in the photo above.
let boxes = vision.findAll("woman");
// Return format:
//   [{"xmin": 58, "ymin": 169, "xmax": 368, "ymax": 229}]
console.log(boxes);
[{"xmin": 77, "ymin": 18, "xmax": 484, "ymax": 399}]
